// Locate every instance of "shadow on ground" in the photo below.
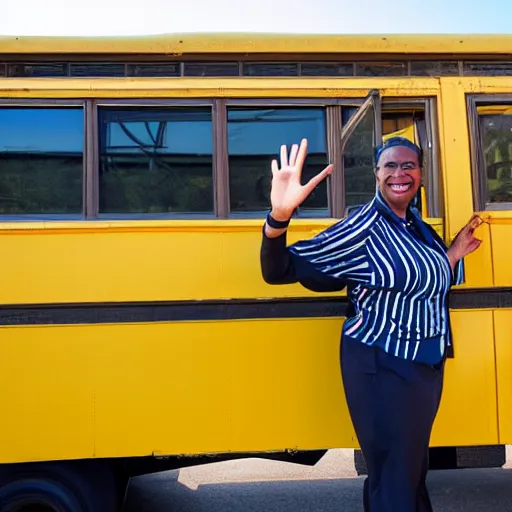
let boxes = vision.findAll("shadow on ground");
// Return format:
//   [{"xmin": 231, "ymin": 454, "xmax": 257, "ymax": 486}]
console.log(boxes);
[{"xmin": 123, "ymin": 467, "xmax": 512, "ymax": 512}]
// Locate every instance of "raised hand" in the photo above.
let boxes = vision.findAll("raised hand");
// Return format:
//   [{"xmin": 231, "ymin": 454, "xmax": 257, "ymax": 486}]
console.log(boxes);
[{"xmin": 269, "ymin": 138, "xmax": 333, "ymax": 222}]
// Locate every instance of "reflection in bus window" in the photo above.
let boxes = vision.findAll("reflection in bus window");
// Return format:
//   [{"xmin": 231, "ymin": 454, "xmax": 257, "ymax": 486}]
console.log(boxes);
[
  {"xmin": 227, "ymin": 108, "xmax": 328, "ymax": 216},
  {"xmin": 98, "ymin": 108, "xmax": 214, "ymax": 215},
  {"xmin": 478, "ymin": 106, "xmax": 512, "ymax": 204},
  {"xmin": 0, "ymin": 108, "xmax": 83, "ymax": 215},
  {"xmin": 342, "ymin": 107, "xmax": 377, "ymax": 209}
]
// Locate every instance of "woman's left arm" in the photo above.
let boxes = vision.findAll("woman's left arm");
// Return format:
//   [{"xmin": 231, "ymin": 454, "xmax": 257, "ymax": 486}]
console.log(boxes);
[{"xmin": 446, "ymin": 215, "xmax": 483, "ymax": 273}]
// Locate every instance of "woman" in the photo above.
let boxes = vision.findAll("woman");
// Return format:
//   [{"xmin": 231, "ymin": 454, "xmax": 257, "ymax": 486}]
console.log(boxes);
[{"xmin": 260, "ymin": 136, "xmax": 481, "ymax": 512}]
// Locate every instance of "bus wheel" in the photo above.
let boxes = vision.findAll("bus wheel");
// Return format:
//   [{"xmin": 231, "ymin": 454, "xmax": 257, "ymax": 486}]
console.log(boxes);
[{"xmin": 0, "ymin": 461, "xmax": 118, "ymax": 512}]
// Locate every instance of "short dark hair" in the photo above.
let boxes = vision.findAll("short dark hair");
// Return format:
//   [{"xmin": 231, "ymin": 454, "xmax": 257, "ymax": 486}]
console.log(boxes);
[{"xmin": 375, "ymin": 136, "xmax": 423, "ymax": 166}]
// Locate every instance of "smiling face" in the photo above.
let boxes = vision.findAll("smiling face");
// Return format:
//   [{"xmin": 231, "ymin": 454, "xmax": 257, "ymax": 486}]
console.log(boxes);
[{"xmin": 375, "ymin": 145, "xmax": 422, "ymax": 218}]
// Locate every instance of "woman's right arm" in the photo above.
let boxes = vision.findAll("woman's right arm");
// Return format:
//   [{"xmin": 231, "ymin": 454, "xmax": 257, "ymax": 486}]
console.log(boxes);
[
  {"xmin": 259, "ymin": 139, "xmax": 334, "ymax": 287},
  {"xmin": 260, "ymin": 221, "xmax": 296, "ymax": 285}
]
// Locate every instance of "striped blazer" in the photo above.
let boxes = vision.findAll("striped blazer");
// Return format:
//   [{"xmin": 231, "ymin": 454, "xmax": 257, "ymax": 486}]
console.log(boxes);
[{"xmin": 261, "ymin": 190, "xmax": 464, "ymax": 365}]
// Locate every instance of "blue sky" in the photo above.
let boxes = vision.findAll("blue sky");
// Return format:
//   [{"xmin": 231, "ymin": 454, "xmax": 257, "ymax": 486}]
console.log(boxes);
[{"xmin": 1, "ymin": 0, "xmax": 511, "ymax": 36}]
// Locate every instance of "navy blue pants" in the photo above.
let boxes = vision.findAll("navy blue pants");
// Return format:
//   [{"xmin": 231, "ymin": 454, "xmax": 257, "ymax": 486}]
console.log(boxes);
[{"xmin": 341, "ymin": 336, "xmax": 444, "ymax": 512}]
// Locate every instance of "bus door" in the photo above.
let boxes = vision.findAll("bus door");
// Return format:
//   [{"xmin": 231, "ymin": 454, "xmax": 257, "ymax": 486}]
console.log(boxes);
[{"xmin": 468, "ymin": 99, "xmax": 512, "ymax": 444}]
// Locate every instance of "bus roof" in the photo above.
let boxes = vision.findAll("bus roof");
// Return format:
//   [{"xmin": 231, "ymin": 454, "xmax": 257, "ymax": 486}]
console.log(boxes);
[{"xmin": 0, "ymin": 33, "xmax": 511, "ymax": 55}]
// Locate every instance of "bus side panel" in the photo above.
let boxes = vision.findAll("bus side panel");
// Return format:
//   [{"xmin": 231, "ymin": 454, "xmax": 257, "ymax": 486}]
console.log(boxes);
[
  {"xmin": 494, "ymin": 310, "xmax": 512, "ymax": 444},
  {"xmin": 0, "ymin": 326, "xmax": 96, "ymax": 463},
  {"xmin": 0, "ymin": 225, "xmax": 336, "ymax": 306},
  {"xmin": 431, "ymin": 310, "xmax": 498, "ymax": 446},
  {"xmin": 463, "ymin": 222, "xmax": 494, "ymax": 287},
  {"xmin": 0, "ymin": 319, "xmax": 357, "ymax": 465},
  {"xmin": 0, "ymin": 312, "xmax": 499, "ymax": 465},
  {"xmin": 0, "ymin": 219, "xmax": 452, "ymax": 306},
  {"xmin": 490, "ymin": 223, "xmax": 512, "ymax": 286},
  {"xmin": 229, "ymin": 318, "xmax": 354, "ymax": 451}
]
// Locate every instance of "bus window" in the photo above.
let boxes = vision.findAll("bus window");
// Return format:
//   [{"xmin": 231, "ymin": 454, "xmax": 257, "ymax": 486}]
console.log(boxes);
[
  {"xmin": 382, "ymin": 109, "xmax": 427, "ymax": 217},
  {"xmin": 227, "ymin": 107, "xmax": 329, "ymax": 217},
  {"xmin": 225, "ymin": 91, "xmax": 380, "ymax": 219},
  {"xmin": 98, "ymin": 106, "xmax": 214, "ymax": 217},
  {"xmin": 340, "ymin": 90, "xmax": 381, "ymax": 216},
  {"xmin": 471, "ymin": 103, "xmax": 512, "ymax": 209},
  {"xmin": 342, "ymin": 106, "xmax": 378, "ymax": 210},
  {"xmin": 0, "ymin": 106, "xmax": 84, "ymax": 219},
  {"xmin": 342, "ymin": 96, "xmax": 442, "ymax": 221}
]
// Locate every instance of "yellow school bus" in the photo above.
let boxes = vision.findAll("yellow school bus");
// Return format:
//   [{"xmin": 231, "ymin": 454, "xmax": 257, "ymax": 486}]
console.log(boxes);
[{"xmin": 0, "ymin": 33, "xmax": 511, "ymax": 510}]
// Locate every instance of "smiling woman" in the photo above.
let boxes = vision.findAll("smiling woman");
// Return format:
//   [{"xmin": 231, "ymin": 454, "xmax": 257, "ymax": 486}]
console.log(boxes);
[
  {"xmin": 260, "ymin": 137, "xmax": 482, "ymax": 512},
  {"xmin": 374, "ymin": 136, "xmax": 423, "ymax": 218}
]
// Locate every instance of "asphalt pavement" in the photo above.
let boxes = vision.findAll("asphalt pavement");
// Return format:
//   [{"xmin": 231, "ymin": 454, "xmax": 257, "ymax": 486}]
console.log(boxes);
[{"xmin": 122, "ymin": 449, "xmax": 512, "ymax": 512}]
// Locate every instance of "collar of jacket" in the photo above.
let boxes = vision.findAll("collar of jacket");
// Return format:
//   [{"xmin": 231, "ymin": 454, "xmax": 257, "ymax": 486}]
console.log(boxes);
[{"xmin": 373, "ymin": 188, "xmax": 435, "ymax": 247}]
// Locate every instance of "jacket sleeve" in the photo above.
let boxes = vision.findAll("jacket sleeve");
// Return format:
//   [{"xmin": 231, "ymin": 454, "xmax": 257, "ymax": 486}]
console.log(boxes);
[
  {"xmin": 452, "ymin": 259, "xmax": 465, "ymax": 286},
  {"xmin": 260, "ymin": 228, "xmax": 297, "ymax": 285},
  {"xmin": 260, "ymin": 212, "xmax": 370, "ymax": 292},
  {"xmin": 260, "ymin": 228, "xmax": 347, "ymax": 292}
]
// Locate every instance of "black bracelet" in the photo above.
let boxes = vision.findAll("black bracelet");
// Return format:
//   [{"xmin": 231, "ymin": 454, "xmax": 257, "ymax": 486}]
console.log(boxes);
[{"xmin": 266, "ymin": 211, "xmax": 291, "ymax": 229}]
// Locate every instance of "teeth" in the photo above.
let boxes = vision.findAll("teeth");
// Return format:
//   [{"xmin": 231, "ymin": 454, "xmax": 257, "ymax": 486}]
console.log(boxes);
[{"xmin": 390, "ymin": 184, "xmax": 411, "ymax": 191}]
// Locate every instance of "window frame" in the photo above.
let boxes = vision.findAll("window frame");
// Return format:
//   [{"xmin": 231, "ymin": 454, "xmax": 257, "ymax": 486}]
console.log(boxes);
[
  {"xmin": 467, "ymin": 93, "xmax": 512, "ymax": 212},
  {"xmin": 424, "ymin": 97, "xmax": 443, "ymax": 218},
  {"xmin": 92, "ymin": 99, "xmax": 216, "ymax": 219},
  {"xmin": 233, "ymin": 95, "xmax": 381, "ymax": 219},
  {"xmin": 90, "ymin": 97, "xmax": 371, "ymax": 220},
  {"xmin": 0, "ymin": 94, "xmax": 441, "ymax": 221},
  {"xmin": 337, "ymin": 90, "xmax": 382, "ymax": 217},
  {"xmin": 380, "ymin": 97, "xmax": 442, "ymax": 218},
  {"xmin": 223, "ymin": 99, "xmax": 354, "ymax": 219},
  {"xmin": 0, "ymin": 99, "xmax": 86, "ymax": 220}
]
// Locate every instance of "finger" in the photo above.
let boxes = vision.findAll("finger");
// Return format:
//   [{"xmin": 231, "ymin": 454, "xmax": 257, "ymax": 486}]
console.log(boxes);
[
  {"xmin": 465, "ymin": 238, "xmax": 482, "ymax": 254},
  {"xmin": 471, "ymin": 238, "xmax": 483, "ymax": 249},
  {"xmin": 304, "ymin": 164, "xmax": 334, "ymax": 194},
  {"xmin": 468, "ymin": 219, "xmax": 484, "ymax": 236},
  {"xmin": 294, "ymin": 139, "xmax": 308, "ymax": 176},
  {"xmin": 280, "ymin": 145, "xmax": 288, "ymax": 169},
  {"xmin": 289, "ymin": 144, "xmax": 299, "ymax": 167},
  {"xmin": 462, "ymin": 224, "xmax": 475, "ymax": 237},
  {"xmin": 271, "ymin": 159, "xmax": 279, "ymax": 175},
  {"xmin": 462, "ymin": 214, "xmax": 483, "ymax": 236},
  {"xmin": 470, "ymin": 215, "xmax": 482, "ymax": 229}
]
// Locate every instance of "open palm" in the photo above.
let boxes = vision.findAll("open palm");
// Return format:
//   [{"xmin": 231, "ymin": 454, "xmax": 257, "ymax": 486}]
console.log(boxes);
[{"xmin": 270, "ymin": 139, "xmax": 333, "ymax": 220}]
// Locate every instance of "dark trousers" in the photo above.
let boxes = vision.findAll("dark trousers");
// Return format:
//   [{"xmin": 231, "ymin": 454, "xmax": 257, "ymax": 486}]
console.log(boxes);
[{"xmin": 341, "ymin": 336, "xmax": 444, "ymax": 512}]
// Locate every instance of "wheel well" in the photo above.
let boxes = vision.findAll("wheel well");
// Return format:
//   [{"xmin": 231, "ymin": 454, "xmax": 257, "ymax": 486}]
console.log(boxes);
[{"xmin": 0, "ymin": 459, "xmax": 120, "ymax": 512}]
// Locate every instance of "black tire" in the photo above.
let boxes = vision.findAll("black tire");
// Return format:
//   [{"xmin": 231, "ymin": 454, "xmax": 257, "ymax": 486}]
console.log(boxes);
[{"xmin": 0, "ymin": 460, "xmax": 118, "ymax": 512}]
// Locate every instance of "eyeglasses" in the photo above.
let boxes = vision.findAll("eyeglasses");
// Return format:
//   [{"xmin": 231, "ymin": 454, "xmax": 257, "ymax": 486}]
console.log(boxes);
[{"xmin": 375, "ymin": 162, "xmax": 421, "ymax": 173}]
